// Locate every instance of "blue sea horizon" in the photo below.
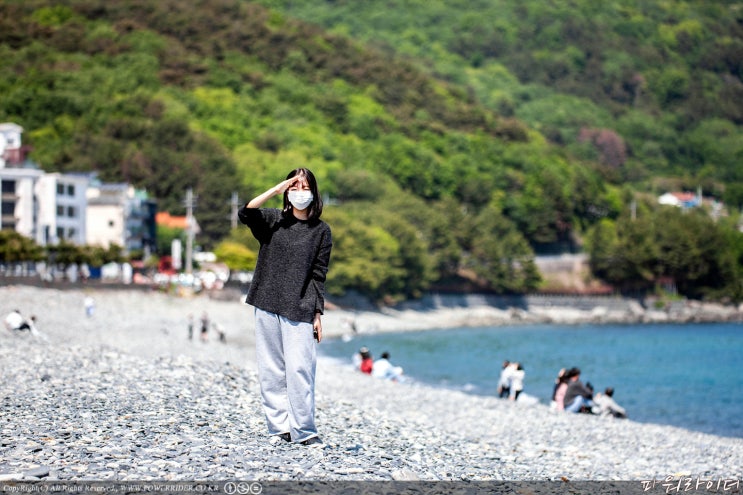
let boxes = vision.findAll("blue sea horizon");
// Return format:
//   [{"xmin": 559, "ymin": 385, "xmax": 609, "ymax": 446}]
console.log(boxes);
[{"xmin": 319, "ymin": 322, "xmax": 743, "ymax": 439}]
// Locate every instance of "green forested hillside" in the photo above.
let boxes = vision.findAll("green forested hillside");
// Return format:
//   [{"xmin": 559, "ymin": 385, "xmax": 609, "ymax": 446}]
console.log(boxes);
[
  {"xmin": 1, "ymin": 0, "xmax": 742, "ymax": 302},
  {"xmin": 257, "ymin": 0, "xmax": 743, "ymax": 197}
]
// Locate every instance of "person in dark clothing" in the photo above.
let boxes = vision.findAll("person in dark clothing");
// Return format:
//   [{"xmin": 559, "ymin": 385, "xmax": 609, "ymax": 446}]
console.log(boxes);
[
  {"xmin": 200, "ymin": 311, "xmax": 209, "ymax": 342},
  {"xmin": 563, "ymin": 367, "xmax": 595, "ymax": 413},
  {"xmin": 238, "ymin": 168, "xmax": 332, "ymax": 447}
]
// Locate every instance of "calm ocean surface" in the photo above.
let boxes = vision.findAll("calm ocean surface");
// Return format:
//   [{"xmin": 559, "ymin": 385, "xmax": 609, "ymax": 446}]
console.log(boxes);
[{"xmin": 319, "ymin": 322, "xmax": 743, "ymax": 438}]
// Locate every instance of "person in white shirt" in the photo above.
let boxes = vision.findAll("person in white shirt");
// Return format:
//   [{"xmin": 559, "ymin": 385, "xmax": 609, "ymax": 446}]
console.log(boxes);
[
  {"xmin": 508, "ymin": 362, "xmax": 525, "ymax": 401},
  {"xmin": 496, "ymin": 360, "xmax": 511, "ymax": 398},
  {"xmin": 372, "ymin": 352, "xmax": 404, "ymax": 382},
  {"xmin": 4, "ymin": 310, "xmax": 28, "ymax": 332}
]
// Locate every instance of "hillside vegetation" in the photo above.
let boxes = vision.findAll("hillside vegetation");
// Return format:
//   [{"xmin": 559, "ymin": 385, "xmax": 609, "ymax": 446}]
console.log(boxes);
[
  {"xmin": 258, "ymin": 0, "xmax": 743, "ymax": 194},
  {"xmin": 1, "ymin": 0, "xmax": 742, "ymax": 302}
]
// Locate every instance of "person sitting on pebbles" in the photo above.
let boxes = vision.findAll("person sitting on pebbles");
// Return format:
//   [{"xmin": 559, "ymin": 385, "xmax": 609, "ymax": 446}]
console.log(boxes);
[
  {"xmin": 592, "ymin": 387, "xmax": 628, "ymax": 418},
  {"xmin": 357, "ymin": 347, "xmax": 374, "ymax": 374},
  {"xmin": 4, "ymin": 309, "xmax": 31, "ymax": 332},
  {"xmin": 563, "ymin": 367, "xmax": 595, "ymax": 413},
  {"xmin": 372, "ymin": 352, "xmax": 404, "ymax": 382}
]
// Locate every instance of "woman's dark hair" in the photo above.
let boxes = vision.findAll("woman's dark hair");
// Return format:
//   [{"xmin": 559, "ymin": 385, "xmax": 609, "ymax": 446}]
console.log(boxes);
[{"xmin": 282, "ymin": 167, "xmax": 323, "ymax": 220}]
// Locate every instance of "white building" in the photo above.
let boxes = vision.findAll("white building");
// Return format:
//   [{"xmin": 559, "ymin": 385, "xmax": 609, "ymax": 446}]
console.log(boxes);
[
  {"xmin": 1, "ymin": 122, "xmax": 88, "ymax": 246},
  {"xmin": 86, "ymin": 182, "xmax": 157, "ymax": 255},
  {"xmin": 36, "ymin": 173, "xmax": 89, "ymax": 245},
  {"xmin": 1, "ymin": 122, "xmax": 44, "ymax": 239},
  {"xmin": 0, "ymin": 165, "xmax": 43, "ymax": 237},
  {"xmin": 2, "ymin": 122, "xmax": 157, "ymax": 253},
  {"xmin": 658, "ymin": 191, "xmax": 700, "ymax": 209}
]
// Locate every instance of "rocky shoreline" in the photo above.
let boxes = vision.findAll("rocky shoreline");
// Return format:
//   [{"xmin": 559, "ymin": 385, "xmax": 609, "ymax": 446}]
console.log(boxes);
[
  {"xmin": 1, "ymin": 285, "xmax": 742, "ymax": 486},
  {"xmin": 327, "ymin": 292, "xmax": 743, "ymax": 336}
]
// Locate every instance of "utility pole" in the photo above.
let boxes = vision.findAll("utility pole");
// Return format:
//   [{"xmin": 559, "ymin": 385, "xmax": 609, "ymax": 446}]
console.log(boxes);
[
  {"xmin": 231, "ymin": 191, "xmax": 239, "ymax": 230},
  {"xmin": 184, "ymin": 188, "xmax": 196, "ymax": 275}
]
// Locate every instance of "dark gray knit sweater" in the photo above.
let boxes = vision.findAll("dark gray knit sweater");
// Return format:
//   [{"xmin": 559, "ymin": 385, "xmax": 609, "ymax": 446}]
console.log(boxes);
[{"xmin": 238, "ymin": 206, "xmax": 332, "ymax": 323}]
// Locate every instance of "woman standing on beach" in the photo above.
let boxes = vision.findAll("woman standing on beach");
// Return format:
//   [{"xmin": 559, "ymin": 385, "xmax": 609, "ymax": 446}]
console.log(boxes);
[{"xmin": 238, "ymin": 168, "xmax": 332, "ymax": 447}]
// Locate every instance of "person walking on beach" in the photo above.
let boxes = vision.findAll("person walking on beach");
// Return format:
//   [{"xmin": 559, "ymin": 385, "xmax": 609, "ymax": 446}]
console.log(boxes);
[
  {"xmin": 84, "ymin": 296, "xmax": 95, "ymax": 317},
  {"xmin": 187, "ymin": 313, "xmax": 194, "ymax": 341},
  {"xmin": 200, "ymin": 311, "xmax": 209, "ymax": 342},
  {"xmin": 238, "ymin": 167, "xmax": 332, "ymax": 447}
]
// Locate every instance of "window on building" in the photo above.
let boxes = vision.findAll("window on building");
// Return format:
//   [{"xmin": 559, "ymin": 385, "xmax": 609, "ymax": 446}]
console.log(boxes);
[
  {"xmin": 56, "ymin": 227, "xmax": 64, "ymax": 239},
  {"xmin": 56, "ymin": 205, "xmax": 64, "ymax": 216},
  {"xmin": 1, "ymin": 180, "xmax": 16, "ymax": 194},
  {"xmin": 109, "ymin": 220, "xmax": 115, "ymax": 227},
  {"xmin": 67, "ymin": 228, "xmax": 76, "ymax": 239},
  {"xmin": 57, "ymin": 183, "xmax": 64, "ymax": 195},
  {"xmin": 67, "ymin": 184, "xmax": 75, "ymax": 196},
  {"xmin": 1, "ymin": 201, "xmax": 14, "ymax": 215},
  {"xmin": 67, "ymin": 206, "xmax": 76, "ymax": 218}
]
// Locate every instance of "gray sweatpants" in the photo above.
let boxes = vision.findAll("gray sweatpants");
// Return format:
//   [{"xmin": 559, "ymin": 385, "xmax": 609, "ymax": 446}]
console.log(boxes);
[{"xmin": 254, "ymin": 308, "xmax": 317, "ymax": 442}]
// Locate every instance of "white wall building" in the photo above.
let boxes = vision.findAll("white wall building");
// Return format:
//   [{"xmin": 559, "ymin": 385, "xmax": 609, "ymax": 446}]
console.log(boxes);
[
  {"xmin": 36, "ymin": 173, "xmax": 89, "ymax": 246},
  {"xmin": 2, "ymin": 122, "xmax": 157, "ymax": 254},
  {"xmin": 87, "ymin": 183, "xmax": 130, "ymax": 249},
  {"xmin": 1, "ymin": 122, "xmax": 44, "ymax": 238},
  {"xmin": 0, "ymin": 166, "xmax": 44, "ymax": 237},
  {"xmin": 86, "ymin": 182, "xmax": 157, "ymax": 255},
  {"xmin": 1, "ymin": 122, "xmax": 88, "ymax": 246}
]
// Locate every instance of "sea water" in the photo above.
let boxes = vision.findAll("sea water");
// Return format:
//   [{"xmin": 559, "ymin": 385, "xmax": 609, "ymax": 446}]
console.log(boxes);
[{"xmin": 318, "ymin": 322, "xmax": 743, "ymax": 439}]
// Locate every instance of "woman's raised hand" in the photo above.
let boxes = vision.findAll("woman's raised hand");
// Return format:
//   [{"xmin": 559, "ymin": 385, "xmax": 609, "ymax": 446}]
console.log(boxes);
[
  {"xmin": 274, "ymin": 176, "xmax": 298, "ymax": 196},
  {"xmin": 247, "ymin": 176, "xmax": 298, "ymax": 209}
]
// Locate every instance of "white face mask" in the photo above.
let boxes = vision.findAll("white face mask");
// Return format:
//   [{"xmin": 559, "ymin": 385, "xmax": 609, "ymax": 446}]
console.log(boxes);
[{"xmin": 288, "ymin": 190, "xmax": 313, "ymax": 210}]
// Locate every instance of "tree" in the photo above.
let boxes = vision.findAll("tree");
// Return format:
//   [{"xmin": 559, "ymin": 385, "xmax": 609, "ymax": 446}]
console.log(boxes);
[
  {"xmin": 156, "ymin": 225, "xmax": 185, "ymax": 256},
  {"xmin": 465, "ymin": 205, "xmax": 541, "ymax": 293},
  {"xmin": 588, "ymin": 206, "xmax": 743, "ymax": 302},
  {"xmin": 588, "ymin": 215, "xmax": 657, "ymax": 293},
  {"xmin": 322, "ymin": 208, "xmax": 407, "ymax": 303},
  {"xmin": 213, "ymin": 240, "xmax": 257, "ymax": 271},
  {"xmin": 654, "ymin": 208, "xmax": 742, "ymax": 301},
  {"xmin": 585, "ymin": 218, "xmax": 618, "ymax": 280},
  {"xmin": 0, "ymin": 231, "xmax": 44, "ymax": 263},
  {"xmin": 82, "ymin": 245, "xmax": 111, "ymax": 267}
]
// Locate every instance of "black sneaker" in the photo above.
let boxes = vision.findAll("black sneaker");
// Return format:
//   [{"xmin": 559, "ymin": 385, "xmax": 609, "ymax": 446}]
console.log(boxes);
[
  {"xmin": 269, "ymin": 432, "xmax": 292, "ymax": 445},
  {"xmin": 300, "ymin": 436, "xmax": 324, "ymax": 447}
]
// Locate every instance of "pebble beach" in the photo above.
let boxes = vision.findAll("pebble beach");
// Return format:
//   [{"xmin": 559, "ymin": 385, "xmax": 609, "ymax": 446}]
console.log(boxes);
[{"xmin": 1, "ymin": 285, "xmax": 742, "ymax": 486}]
